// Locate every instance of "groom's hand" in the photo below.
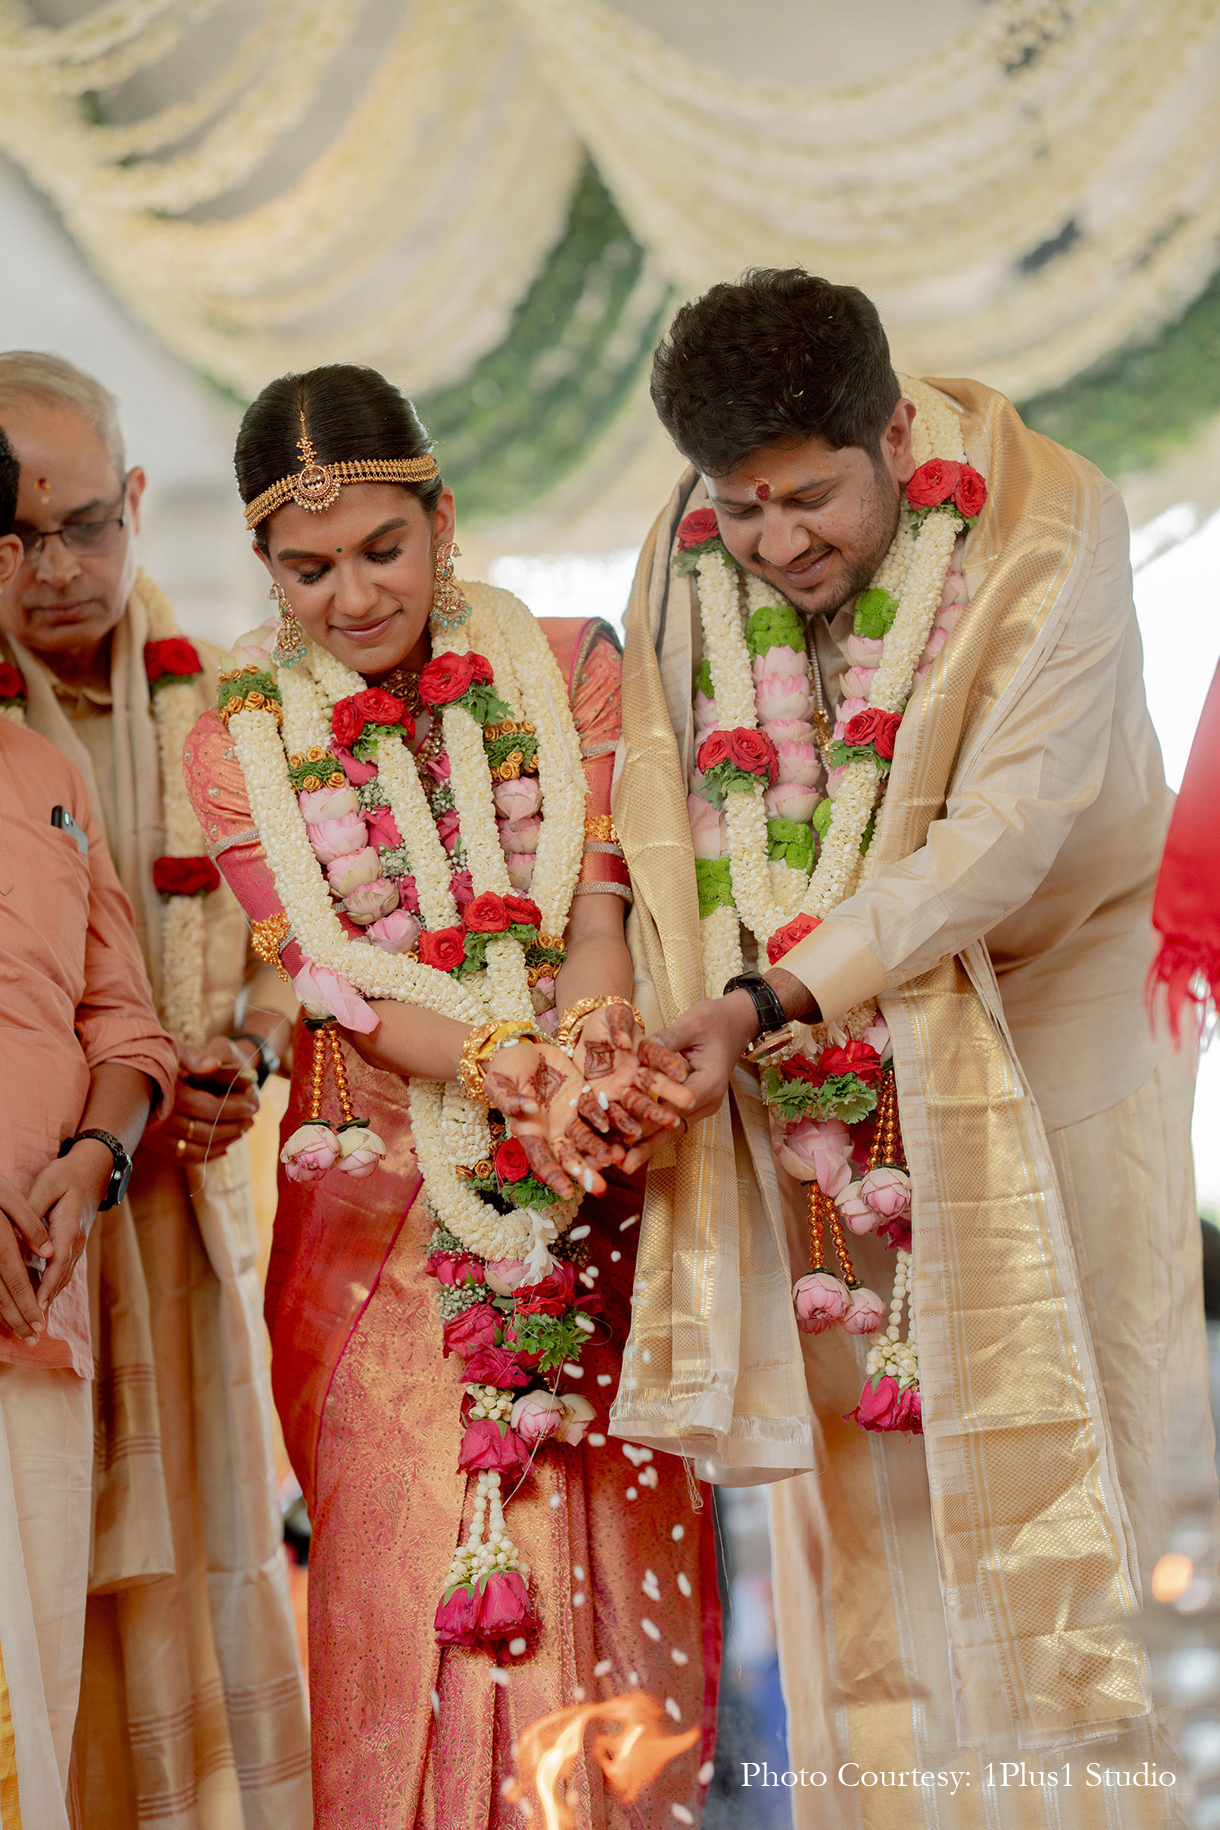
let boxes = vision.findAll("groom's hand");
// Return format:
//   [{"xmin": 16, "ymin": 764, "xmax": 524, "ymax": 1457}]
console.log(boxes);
[{"xmin": 652, "ymin": 990, "xmax": 759, "ymax": 1126}]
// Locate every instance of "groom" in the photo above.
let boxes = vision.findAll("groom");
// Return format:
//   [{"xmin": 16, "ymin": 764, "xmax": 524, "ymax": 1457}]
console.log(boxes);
[{"xmin": 612, "ymin": 269, "xmax": 1210, "ymax": 1824}]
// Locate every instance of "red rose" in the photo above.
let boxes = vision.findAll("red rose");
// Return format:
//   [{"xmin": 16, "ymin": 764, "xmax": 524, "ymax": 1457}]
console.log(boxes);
[
  {"xmin": 696, "ymin": 729, "xmax": 732, "ymax": 773},
  {"xmin": 880, "ymin": 1214, "xmax": 913, "ymax": 1253},
  {"xmin": 905, "ymin": 459, "xmax": 962, "ymax": 510},
  {"xmin": 676, "ymin": 507, "xmax": 720, "ymax": 550},
  {"xmin": 442, "ymin": 1302, "xmax": 499, "ymax": 1359},
  {"xmin": 152, "ymin": 855, "xmax": 221, "ymax": 897},
  {"xmin": 849, "ymin": 1373, "xmax": 903, "ymax": 1431},
  {"xmin": 494, "ymin": 1138, "xmax": 530, "ymax": 1185},
  {"xmin": 766, "ymin": 912, "xmax": 821, "ymax": 965},
  {"xmin": 954, "ymin": 465, "xmax": 987, "ymax": 520},
  {"xmin": 503, "ymin": 894, "xmax": 542, "ymax": 930},
  {"xmin": 331, "ymin": 698, "xmax": 365, "ymax": 747},
  {"xmin": 468, "ymin": 653, "xmax": 494, "ymax": 686},
  {"xmin": 778, "ymin": 1053, "xmax": 821, "ymax": 1084},
  {"xmin": 145, "ymin": 637, "xmax": 202, "ymax": 682},
  {"xmin": 351, "ymin": 687, "xmax": 413, "ymax": 737},
  {"xmin": 727, "ymin": 726, "xmax": 779, "ymax": 785},
  {"xmin": 842, "ymin": 708, "xmax": 885, "ymax": 750},
  {"xmin": 434, "ymin": 1582, "xmax": 482, "ymax": 1646},
  {"xmin": 457, "ymin": 1418, "xmax": 529, "ymax": 1476},
  {"xmin": 0, "ymin": 663, "xmax": 25, "ymax": 700},
  {"xmin": 418, "ymin": 926, "xmax": 465, "ymax": 971},
  {"xmin": 419, "ymin": 652, "xmax": 476, "ymax": 706},
  {"xmin": 464, "ymin": 892, "xmax": 510, "ymax": 934},
  {"xmin": 477, "ymin": 1568, "xmax": 534, "ymax": 1638},
  {"xmin": 514, "ymin": 1264, "xmax": 576, "ymax": 1318},
  {"xmin": 460, "ymin": 1344, "xmax": 535, "ymax": 1389},
  {"xmin": 817, "ymin": 1040, "xmax": 883, "ymax": 1085},
  {"xmin": 872, "ymin": 710, "xmax": 902, "ymax": 761}
]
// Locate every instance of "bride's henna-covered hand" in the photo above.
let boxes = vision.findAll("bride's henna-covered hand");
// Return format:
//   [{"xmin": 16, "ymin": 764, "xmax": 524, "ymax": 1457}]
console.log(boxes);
[
  {"xmin": 571, "ymin": 1006, "xmax": 694, "ymax": 1143},
  {"xmin": 483, "ymin": 1041, "xmax": 622, "ymax": 1200}
]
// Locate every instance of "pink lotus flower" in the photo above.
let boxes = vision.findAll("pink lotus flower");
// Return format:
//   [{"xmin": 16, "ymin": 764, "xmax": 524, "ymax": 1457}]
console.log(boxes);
[
  {"xmin": 761, "ymin": 717, "xmax": 814, "ymax": 747},
  {"xmin": 436, "ymin": 809, "xmax": 461, "ymax": 853},
  {"xmin": 336, "ymin": 1123, "xmax": 387, "ymax": 1178},
  {"xmin": 778, "ymin": 1116, "xmax": 853, "ymax": 1193},
  {"xmin": 793, "ymin": 1270, "xmax": 851, "ymax": 1334},
  {"xmin": 498, "ymin": 814, "xmax": 541, "ymax": 855},
  {"xmin": 842, "ymin": 665, "xmax": 878, "ymax": 700},
  {"xmin": 858, "ymin": 1015, "xmax": 892, "ymax": 1062},
  {"xmin": 837, "ymin": 1181, "xmax": 876, "ymax": 1236},
  {"xmin": 845, "ymin": 634, "xmax": 885, "ymax": 668},
  {"xmin": 774, "ymin": 739, "xmax": 822, "ymax": 788},
  {"xmin": 940, "ymin": 569, "xmax": 968, "ymax": 607},
  {"xmin": 509, "ymin": 1391, "xmax": 565, "ymax": 1444},
  {"xmin": 506, "ymin": 852, "xmax": 536, "ymax": 891},
  {"xmin": 458, "ymin": 1419, "xmax": 528, "ymax": 1476},
  {"xmin": 291, "ymin": 959, "xmax": 379, "ymax": 1032},
  {"xmin": 367, "ymin": 909, "xmax": 420, "ymax": 953},
  {"xmin": 826, "ymin": 764, "xmax": 847, "ymax": 799},
  {"xmin": 932, "ymin": 602, "xmax": 965, "ymax": 638},
  {"xmin": 364, "ymin": 804, "xmax": 403, "ymax": 852},
  {"xmin": 342, "ymin": 877, "xmax": 400, "ymax": 926},
  {"xmin": 860, "ymin": 1166, "xmax": 912, "ymax": 1220},
  {"xmin": 485, "ymin": 1258, "xmax": 528, "ymax": 1297},
  {"xmin": 450, "ymin": 869, "xmax": 474, "ymax": 907},
  {"xmin": 764, "ymin": 780, "xmax": 819, "ymax": 823},
  {"xmin": 687, "ymin": 792, "xmax": 728, "ymax": 860},
  {"xmin": 693, "ymin": 688, "xmax": 718, "ymax": 731},
  {"xmin": 280, "ymin": 1121, "xmax": 340, "ymax": 1183},
  {"xmin": 556, "ymin": 1393, "xmax": 596, "ymax": 1445},
  {"xmin": 850, "ymin": 1373, "xmax": 902, "ymax": 1431},
  {"xmin": 327, "ymin": 846, "xmax": 381, "ymax": 896},
  {"xmin": 756, "ymin": 674, "xmax": 815, "ymax": 725},
  {"xmin": 307, "ymin": 809, "xmax": 368, "ymax": 863},
  {"xmin": 299, "ymin": 785, "xmax": 359, "ymax": 823},
  {"xmin": 842, "ymin": 1286, "xmax": 886, "ymax": 1335},
  {"xmin": 752, "ymin": 644, "xmax": 806, "ymax": 683},
  {"xmin": 478, "ymin": 1569, "xmax": 534, "ymax": 1639},
  {"xmin": 336, "ymin": 747, "xmax": 378, "ymax": 787},
  {"xmin": 494, "ymin": 777, "xmax": 542, "ymax": 822},
  {"xmin": 832, "ymin": 696, "xmax": 869, "ymax": 738},
  {"xmin": 434, "ymin": 1582, "xmax": 482, "ymax": 1647}
]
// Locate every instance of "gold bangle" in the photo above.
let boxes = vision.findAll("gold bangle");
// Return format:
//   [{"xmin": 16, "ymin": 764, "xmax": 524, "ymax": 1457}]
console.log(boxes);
[
  {"xmin": 556, "ymin": 994, "xmax": 645, "ymax": 1051},
  {"xmin": 456, "ymin": 1019, "xmax": 541, "ymax": 1104}
]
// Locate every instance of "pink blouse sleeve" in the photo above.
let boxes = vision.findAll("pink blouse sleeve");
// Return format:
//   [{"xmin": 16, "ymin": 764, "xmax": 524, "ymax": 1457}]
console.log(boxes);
[{"xmin": 569, "ymin": 624, "xmax": 630, "ymax": 902}]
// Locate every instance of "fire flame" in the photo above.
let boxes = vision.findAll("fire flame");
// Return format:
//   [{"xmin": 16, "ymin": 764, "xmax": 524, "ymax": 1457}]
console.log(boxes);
[{"xmin": 506, "ymin": 1692, "xmax": 700, "ymax": 1829}]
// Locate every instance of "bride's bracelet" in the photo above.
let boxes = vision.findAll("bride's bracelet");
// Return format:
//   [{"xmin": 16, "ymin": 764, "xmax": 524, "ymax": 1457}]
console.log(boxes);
[
  {"xmin": 456, "ymin": 1018, "xmax": 542, "ymax": 1104},
  {"xmin": 556, "ymin": 994, "xmax": 645, "ymax": 1052}
]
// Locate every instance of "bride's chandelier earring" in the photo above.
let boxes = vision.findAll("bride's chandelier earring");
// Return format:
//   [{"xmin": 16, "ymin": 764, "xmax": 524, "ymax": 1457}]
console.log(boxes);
[
  {"xmin": 270, "ymin": 580, "xmax": 307, "ymax": 668},
  {"xmin": 430, "ymin": 539, "xmax": 469, "ymax": 633}
]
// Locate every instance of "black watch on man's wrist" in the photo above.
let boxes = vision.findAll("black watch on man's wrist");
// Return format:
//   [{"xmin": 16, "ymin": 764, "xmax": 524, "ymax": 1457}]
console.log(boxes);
[
  {"xmin": 59, "ymin": 1129, "xmax": 133, "ymax": 1211},
  {"xmin": 722, "ymin": 971, "xmax": 788, "ymax": 1040}
]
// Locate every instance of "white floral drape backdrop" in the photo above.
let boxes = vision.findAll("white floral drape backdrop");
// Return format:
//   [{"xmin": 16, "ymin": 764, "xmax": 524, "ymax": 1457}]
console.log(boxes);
[{"xmin": 2, "ymin": 0, "xmax": 1220, "ymax": 527}]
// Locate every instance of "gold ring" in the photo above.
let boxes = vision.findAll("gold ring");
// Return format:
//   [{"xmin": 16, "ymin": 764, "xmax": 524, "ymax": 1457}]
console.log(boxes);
[
  {"xmin": 188, "ymin": 1119, "xmax": 198, "ymax": 1142},
  {"xmin": 175, "ymin": 1137, "xmax": 187, "ymax": 1158}
]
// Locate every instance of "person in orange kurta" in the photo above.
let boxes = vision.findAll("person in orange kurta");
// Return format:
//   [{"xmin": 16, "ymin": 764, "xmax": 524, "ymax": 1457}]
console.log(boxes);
[
  {"xmin": 183, "ymin": 365, "xmax": 721, "ymax": 1828},
  {"xmin": 0, "ymin": 422, "xmax": 177, "ymax": 1827}
]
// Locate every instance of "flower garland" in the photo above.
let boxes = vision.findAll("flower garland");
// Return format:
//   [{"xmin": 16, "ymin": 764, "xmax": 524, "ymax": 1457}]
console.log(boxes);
[
  {"xmin": 0, "ymin": 661, "xmax": 27, "ymax": 724},
  {"xmin": 678, "ymin": 379, "xmax": 985, "ymax": 1432}
]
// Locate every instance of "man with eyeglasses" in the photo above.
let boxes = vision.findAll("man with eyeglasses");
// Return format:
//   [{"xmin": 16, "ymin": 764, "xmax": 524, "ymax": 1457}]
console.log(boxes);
[{"xmin": 0, "ymin": 354, "xmax": 309, "ymax": 1829}]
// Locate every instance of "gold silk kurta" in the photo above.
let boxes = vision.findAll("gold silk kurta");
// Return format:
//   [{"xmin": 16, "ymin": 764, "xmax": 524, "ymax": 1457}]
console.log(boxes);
[{"xmin": 612, "ymin": 381, "xmax": 1214, "ymax": 1827}]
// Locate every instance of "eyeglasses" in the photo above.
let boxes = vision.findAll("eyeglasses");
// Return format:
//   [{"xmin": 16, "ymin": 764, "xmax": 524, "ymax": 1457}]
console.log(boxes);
[{"xmin": 14, "ymin": 480, "xmax": 129, "ymax": 563}]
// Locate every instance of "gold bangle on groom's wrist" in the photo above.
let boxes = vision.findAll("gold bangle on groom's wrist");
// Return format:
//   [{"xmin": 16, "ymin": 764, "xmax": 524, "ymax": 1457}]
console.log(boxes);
[
  {"xmin": 457, "ymin": 1019, "xmax": 541, "ymax": 1104},
  {"xmin": 556, "ymin": 994, "xmax": 645, "ymax": 1052}
]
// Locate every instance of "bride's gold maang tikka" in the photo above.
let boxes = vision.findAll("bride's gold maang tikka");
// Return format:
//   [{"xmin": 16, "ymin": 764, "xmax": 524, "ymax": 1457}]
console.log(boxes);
[{"xmin": 243, "ymin": 411, "xmax": 440, "ymax": 530}]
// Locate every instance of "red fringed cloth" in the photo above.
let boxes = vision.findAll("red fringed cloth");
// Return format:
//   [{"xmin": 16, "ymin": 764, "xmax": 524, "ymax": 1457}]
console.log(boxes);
[{"xmin": 1150, "ymin": 659, "xmax": 1220, "ymax": 1036}]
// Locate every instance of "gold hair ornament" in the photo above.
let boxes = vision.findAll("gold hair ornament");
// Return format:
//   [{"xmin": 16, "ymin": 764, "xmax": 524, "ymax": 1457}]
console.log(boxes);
[{"xmin": 243, "ymin": 425, "xmax": 440, "ymax": 531}]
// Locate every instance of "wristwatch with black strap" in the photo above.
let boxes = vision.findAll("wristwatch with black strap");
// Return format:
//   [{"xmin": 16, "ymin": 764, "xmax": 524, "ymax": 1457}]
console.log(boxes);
[
  {"xmin": 58, "ymin": 1128, "xmax": 133, "ymax": 1211},
  {"xmin": 723, "ymin": 968, "xmax": 821, "ymax": 1065}
]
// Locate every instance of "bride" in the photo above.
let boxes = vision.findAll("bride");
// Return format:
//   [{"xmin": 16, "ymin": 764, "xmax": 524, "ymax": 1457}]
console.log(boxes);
[{"xmin": 183, "ymin": 365, "xmax": 721, "ymax": 1826}]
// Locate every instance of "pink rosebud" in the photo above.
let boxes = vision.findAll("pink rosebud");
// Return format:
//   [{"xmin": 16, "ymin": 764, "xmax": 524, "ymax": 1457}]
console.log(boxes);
[
  {"xmin": 756, "ymin": 674, "xmax": 814, "ymax": 725},
  {"xmin": 792, "ymin": 1270, "xmax": 850, "ymax": 1335},
  {"xmin": 826, "ymin": 764, "xmax": 847, "ymax": 800},
  {"xmin": 880, "ymin": 1214, "xmax": 912, "ymax": 1252},
  {"xmin": 850, "ymin": 1373, "xmax": 903, "ymax": 1430},
  {"xmin": 858, "ymin": 1015, "xmax": 892, "ymax": 1063},
  {"xmin": 842, "ymin": 665, "xmax": 878, "ymax": 700},
  {"xmin": 291, "ymin": 960, "xmax": 379, "ymax": 1032},
  {"xmin": 434, "ymin": 1582, "xmax": 482, "ymax": 1647},
  {"xmin": 450, "ymin": 869, "xmax": 474, "ymax": 907},
  {"xmin": 498, "ymin": 814, "xmax": 541, "ymax": 855},
  {"xmin": 367, "ymin": 909, "xmax": 420, "ymax": 954},
  {"xmin": 693, "ymin": 689, "xmax": 718, "ymax": 731},
  {"xmin": 336, "ymin": 1123, "xmax": 387, "ymax": 1178},
  {"xmin": 777, "ymin": 1116, "xmax": 853, "ymax": 1194},
  {"xmin": 458, "ymin": 1419, "xmax": 528, "ymax": 1476},
  {"xmin": 556, "ymin": 1393, "xmax": 597, "ymax": 1445},
  {"xmin": 327, "ymin": 846, "xmax": 380, "ymax": 896},
  {"xmin": 299, "ymin": 785, "xmax": 359, "ymax": 823},
  {"xmin": 505, "ymin": 852, "xmax": 536, "ymax": 891},
  {"xmin": 485, "ymin": 1258, "xmax": 528, "ymax": 1297},
  {"xmin": 764, "ymin": 780, "xmax": 819, "ymax": 823},
  {"xmin": 426, "ymin": 749, "xmax": 451, "ymax": 784},
  {"xmin": 280, "ymin": 1121, "xmax": 340, "ymax": 1183},
  {"xmin": 842, "ymin": 1286, "xmax": 886, "ymax": 1335},
  {"xmin": 494, "ymin": 777, "xmax": 542, "ymax": 822},
  {"xmin": 364, "ymin": 804, "xmax": 403, "ymax": 852},
  {"xmin": 752, "ymin": 644, "xmax": 806, "ymax": 684},
  {"xmin": 342, "ymin": 876, "xmax": 400, "ymax": 926},
  {"xmin": 687, "ymin": 792, "xmax": 728, "ymax": 860},
  {"xmin": 940, "ymin": 569, "xmax": 968, "ymax": 607},
  {"xmin": 845, "ymin": 634, "xmax": 885, "ymax": 667},
  {"xmin": 894, "ymin": 1385, "xmax": 922, "ymax": 1432},
  {"xmin": 336, "ymin": 746, "xmax": 378, "ymax": 787},
  {"xmin": 774, "ymin": 739, "xmax": 822, "ymax": 787},
  {"xmin": 509, "ymin": 1391, "xmax": 565, "ymax": 1444},
  {"xmin": 837, "ymin": 1181, "xmax": 876, "ymax": 1236},
  {"xmin": 761, "ymin": 718, "xmax": 814, "ymax": 746},
  {"xmin": 860, "ymin": 1165, "xmax": 912, "ymax": 1219},
  {"xmin": 477, "ymin": 1568, "xmax": 534, "ymax": 1639},
  {"xmin": 436, "ymin": 809, "xmax": 460, "ymax": 853},
  {"xmin": 428, "ymin": 1251, "xmax": 484, "ymax": 1287}
]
